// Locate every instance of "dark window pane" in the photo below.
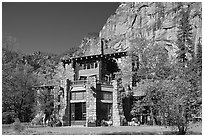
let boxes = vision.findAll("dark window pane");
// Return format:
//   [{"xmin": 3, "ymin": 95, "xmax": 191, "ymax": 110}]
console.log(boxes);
[
  {"xmin": 102, "ymin": 92, "xmax": 112, "ymax": 100},
  {"xmin": 91, "ymin": 63, "xmax": 94, "ymax": 68},
  {"xmin": 58, "ymin": 95, "xmax": 61, "ymax": 102},
  {"xmin": 82, "ymin": 102, "xmax": 86, "ymax": 120},
  {"xmin": 84, "ymin": 64, "xmax": 87, "ymax": 69},
  {"xmin": 87, "ymin": 63, "xmax": 90, "ymax": 69}
]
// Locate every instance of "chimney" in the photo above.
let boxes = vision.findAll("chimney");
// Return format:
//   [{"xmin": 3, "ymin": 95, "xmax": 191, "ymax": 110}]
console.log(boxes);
[{"xmin": 101, "ymin": 38, "xmax": 104, "ymax": 55}]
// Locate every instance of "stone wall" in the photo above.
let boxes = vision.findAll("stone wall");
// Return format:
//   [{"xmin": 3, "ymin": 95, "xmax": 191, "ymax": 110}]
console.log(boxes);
[
  {"xmin": 85, "ymin": 77, "xmax": 97, "ymax": 126},
  {"xmin": 112, "ymin": 80, "xmax": 120, "ymax": 126},
  {"xmin": 53, "ymin": 62, "xmax": 74, "ymax": 125}
]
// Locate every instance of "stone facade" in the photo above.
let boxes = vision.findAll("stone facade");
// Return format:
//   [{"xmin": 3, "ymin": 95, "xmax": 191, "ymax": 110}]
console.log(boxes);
[
  {"xmin": 85, "ymin": 77, "xmax": 97, "ymax": 126},
  {"xmin": 112, "ymin": 80, "xmax": 120, "ymax": 126}
]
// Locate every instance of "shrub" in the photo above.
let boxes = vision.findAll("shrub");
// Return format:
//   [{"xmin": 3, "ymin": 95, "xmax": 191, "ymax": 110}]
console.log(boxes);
[
  {"xmin": 13, "ymin": 118, "xmax": 25, "ymax": 133},
  {"xmin": 2, "ymin": 111, "xmax": 16, "ymax": 124}
]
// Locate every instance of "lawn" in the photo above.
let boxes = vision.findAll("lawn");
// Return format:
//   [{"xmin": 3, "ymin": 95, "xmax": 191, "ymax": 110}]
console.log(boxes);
[{"xmin": 2, "ymin": 122, "xmax": 202, "ymax": 135}]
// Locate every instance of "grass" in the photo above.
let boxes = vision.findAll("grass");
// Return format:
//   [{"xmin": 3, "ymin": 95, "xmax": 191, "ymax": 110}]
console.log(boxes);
[{"xmin": 2, "ymin": 122, "xmax": 202, "ymax": 135}]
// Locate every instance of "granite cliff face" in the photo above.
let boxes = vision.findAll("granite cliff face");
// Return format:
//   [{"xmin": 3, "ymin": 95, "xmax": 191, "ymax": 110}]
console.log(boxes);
[
  {"xmin": 99, "ymin": 2, "xmax": 202, "ymax": 54},
  {"xmin": 76, "ymin": 2, "xmax": 201, "ymax": 57}
]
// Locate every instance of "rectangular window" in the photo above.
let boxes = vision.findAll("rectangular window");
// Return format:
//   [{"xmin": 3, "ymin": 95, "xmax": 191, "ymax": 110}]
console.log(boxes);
[
  {"xmin": 102, "ymin": 92, "xmax": 112, "ymax": 100},
  {"xmin": 58, "ymin": 105, "xmax": 60, "ymax": 112},
  {"xmin": 82, "ymin": 102, "xmax": 86, "ymax": 120},
  {"xmin": 71, "ymin": 91, "xmax": 86, "ymax": 100},
  {"xmin": 95, "ymin": 62, "xmax": 98, "ymax": 68},
  {"xmin": 80, "ymin": 64, "xmax": 83, "ymax": 70},
  {"xmin": 90, "ymin": 63, "xmax": 94, "ymax": 69},
  {"xmin": 58, "ymin": 95, "xmax": 61, "ymax": 102},
  {"xmin": 75, "ymin": 92, "xmax": 83, "ymax": 100},
  {"xmin": 71, "ymin": 92, "xmax": 76, "ymax": 100},
  {"xmin": 71, "ymin": 102, "xmax": 86, "ymax": 121},
  {"xmin": 87, "ymin": 63, "xmax": 90, "ymax": 69},
  {"xmin": 83, "ymin": 64, "xmax": 87, "ymax": 69}
]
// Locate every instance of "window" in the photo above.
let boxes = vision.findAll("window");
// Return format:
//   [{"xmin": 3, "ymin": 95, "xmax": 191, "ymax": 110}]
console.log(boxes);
[
  {"xmin": 90, "ymin": 63, "xmax": 94, "ymax": 69},
  {"xmin": 87, "ymin": 63, "xmax": 90, "ymax": 69},
  {"xmin": 101, "ymin": 92, "xmax": 112, "ymax": 100},
  {"xmin": 80, "ymin": 76, "xmax": 87, "ymax": 80},
  {"xmin": 83, "ymin": 64, "xmax": 87, "ymax": 69},
  {"xmin": 75, "ymin": 92, "xmax": 83, "ymax": 100},
  {"xmin": 80, "ymin": 64, "xmax": 84, "ymax": 70},
  {"xmin": 58, "ymin": 95, "xmax": 61, "ymax": 102},
  {"xmin": 81, "ymin": 62, "xmax": 98, "ymax": 70},
  {"xmin": 58, "ymin": 105, "xmax": 60, "ymax": 112},
  {"xmin": 71, "ymin": 91, "xmax": 86, "ymax": 100},
  {"xmin": 71, "ymin": 102, "xmax": 86, "ymax": 121},
  {"xmin": 95, "ymin": 62, "xmax": 98, "ymax": 68}
]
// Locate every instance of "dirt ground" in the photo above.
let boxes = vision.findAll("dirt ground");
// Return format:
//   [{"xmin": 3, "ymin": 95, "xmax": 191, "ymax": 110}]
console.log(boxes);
[{"xmin": 2, "ymin": 122, "xmax": 202, "ymax": 135}]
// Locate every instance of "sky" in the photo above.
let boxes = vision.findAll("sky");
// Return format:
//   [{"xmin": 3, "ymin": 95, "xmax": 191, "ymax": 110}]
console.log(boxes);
[{"xmin": 2, "ymin": 2, "xmax": 120, "ymax": 55}]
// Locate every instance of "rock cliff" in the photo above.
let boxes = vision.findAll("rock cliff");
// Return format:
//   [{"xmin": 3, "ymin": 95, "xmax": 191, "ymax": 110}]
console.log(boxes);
[
  {"xmin": 75, "ymin": 2, "xmax": 201, "ymax": 58},
  {"xmin": 99, "ymin": 2, "xmax": 201, "ymax": 54}
]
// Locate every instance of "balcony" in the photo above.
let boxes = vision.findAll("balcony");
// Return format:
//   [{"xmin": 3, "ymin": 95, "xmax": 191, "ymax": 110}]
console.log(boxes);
[
  {"xmin": 71, "ymin": 80, "xmax": 87, "ymax": 91},
  {"xmin": 78, "ymin": 68, "xmax": 99, "ymax": 77},
  {"xmin": 97, "ymin": 80, "xmax": 112, "ymax": 86},
  {"xmin": 71, "ymin": 79, "xmax": 113, "ymax": 92},
  {"xmin": 72, "ymin": 80, "xmax": 112, "ymax": 86}
]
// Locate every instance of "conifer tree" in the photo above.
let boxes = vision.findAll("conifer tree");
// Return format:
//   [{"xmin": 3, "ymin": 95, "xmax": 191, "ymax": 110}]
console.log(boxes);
[{"xmin": 177, "ymin": 5, "xmax": 193, "ymax": 64}]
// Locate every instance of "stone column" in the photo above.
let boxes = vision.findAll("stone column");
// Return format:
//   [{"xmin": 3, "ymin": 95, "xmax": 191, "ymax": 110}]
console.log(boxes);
[
  {"xmin": 63, "ymin": 79, "xmax": 71, "ymax": 126},
  {"xmin": 112, "ymin": 80, "xmax": 120, "ymax": 126},
  {"xmin": 85, "ymin": 77, "xmax": 97, "ymax": 127}
]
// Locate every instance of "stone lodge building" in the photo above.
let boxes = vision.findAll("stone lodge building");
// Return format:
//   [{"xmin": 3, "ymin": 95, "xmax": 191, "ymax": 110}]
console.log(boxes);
[
  {"xmin": 34, "ymin": 39, "xmax": 148, "ymax": 127},
  {"xmin": 60, "ymin": 51, "xmax": 128, "ymax": 126}
]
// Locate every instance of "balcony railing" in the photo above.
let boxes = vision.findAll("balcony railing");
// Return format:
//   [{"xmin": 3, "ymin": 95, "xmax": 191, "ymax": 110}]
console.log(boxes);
[
  {"xmin": 71, "ymin": 80, "xmax": 112, "ymax": 86},
  {"xmin": 97, "ymin": 80, "xmax": 112, "ymax": 86}
]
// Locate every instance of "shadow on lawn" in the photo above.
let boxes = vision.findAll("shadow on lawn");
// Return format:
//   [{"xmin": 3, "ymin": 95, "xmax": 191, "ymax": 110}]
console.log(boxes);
[
  {"xmin": 100, "ymin": 131, "xmax": 201, "ymax": 135},
  {"xmin": 101, "ymin": 131, "xmax": 159, "ymax": 135}
]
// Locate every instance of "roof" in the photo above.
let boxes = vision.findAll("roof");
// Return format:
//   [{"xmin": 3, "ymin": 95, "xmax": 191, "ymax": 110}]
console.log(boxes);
[{"xmin": 62, "ymin": 51, "xmax": 127, "ymax": 64}]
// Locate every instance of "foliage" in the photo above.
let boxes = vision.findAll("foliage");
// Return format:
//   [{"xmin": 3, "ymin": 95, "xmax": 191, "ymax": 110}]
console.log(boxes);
[
  {"xmin": 2, "ymin": 36, "xmax": 78, "ymax": 123},
  {"xmin": 35, "ymin": 87, "xmax": 55, "ymax": 117},
  {"xmin": 2, "ymin": 111, "xmax": 16, "ymax": 124},
  {"xmin": 176, "ymin": 5, "xmax": 193, "ymax": 63},
  {"xmin": 2, "ymin": 44, "xmax": 38, "ymax": 123},
  {"xmin": 13, "ymin": 118, "xmax": 25, "ymax": 133},
  {"xmin": 129, "ymin": 3, "xmax": 201, "ymax": 133},
  {"xmin": 25, "ymin": 51, "xmax": 59, "ymax": 85},
  {"xmin": 159, "ymin": 65, "xmax": 201, "ymax": 134},
  {"xmin": 59, "ymin": 47, "xmax": 80, "ymax": 59}
]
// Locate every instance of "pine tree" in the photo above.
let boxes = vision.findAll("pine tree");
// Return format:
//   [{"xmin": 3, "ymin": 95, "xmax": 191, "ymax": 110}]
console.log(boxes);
[{"xmin": 177, "ymin": 5, "xmax": 193, "ymax": 64}]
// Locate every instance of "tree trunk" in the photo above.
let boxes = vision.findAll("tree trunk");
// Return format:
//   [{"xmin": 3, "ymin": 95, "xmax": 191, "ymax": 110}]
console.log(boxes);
[
  {"xmin": 178, "ymin": 126, "xmax": 186, "ymax": 135},
  {"xmin": 150, "ymin": 106, "xmax": 156, "ymax": 125}
]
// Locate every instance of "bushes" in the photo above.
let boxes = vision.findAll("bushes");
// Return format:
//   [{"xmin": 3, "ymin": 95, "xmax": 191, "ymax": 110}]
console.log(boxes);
[
  {"xmin": 13, "ymin": 118, "xmax": 25, "ymax": 133},
  {"xmin": 2, "ymin": 112, "xmax": 16, "ymax": 124}
]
